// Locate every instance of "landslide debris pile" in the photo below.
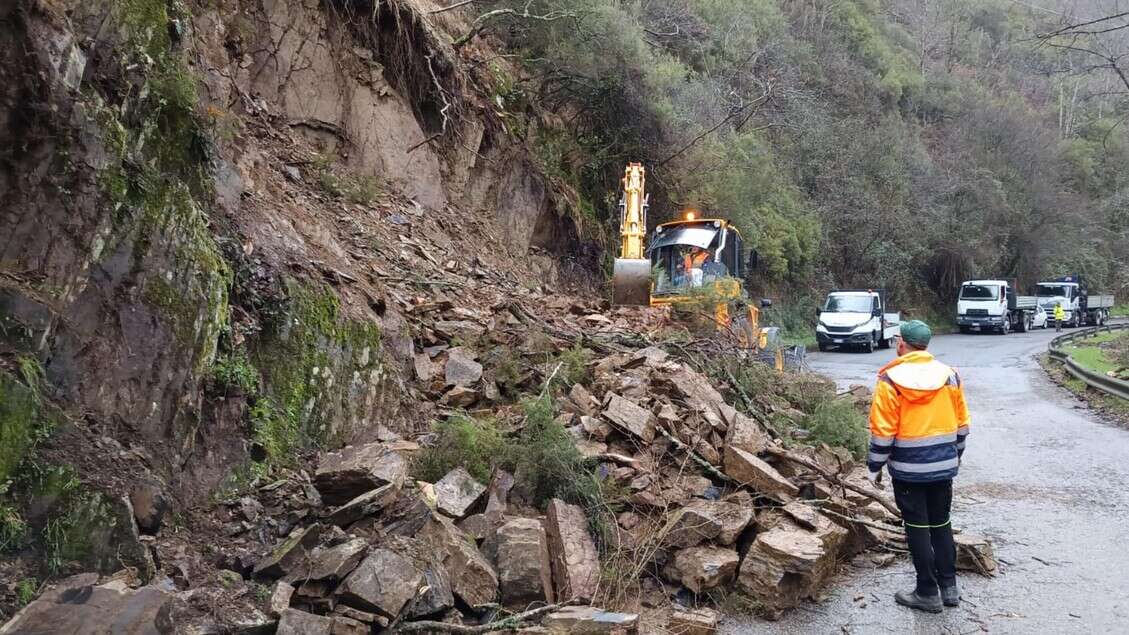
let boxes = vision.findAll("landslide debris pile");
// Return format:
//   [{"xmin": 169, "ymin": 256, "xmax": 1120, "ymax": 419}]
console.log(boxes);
[{"xmin": 3, "ymin": 280, "xmax": 997, "ymax": 632}]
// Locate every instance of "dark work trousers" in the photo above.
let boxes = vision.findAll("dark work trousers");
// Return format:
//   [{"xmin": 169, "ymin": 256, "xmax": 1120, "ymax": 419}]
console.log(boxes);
[{"xmin": 892, "ymin": 479, "xmax": 957, "ymax": 597}]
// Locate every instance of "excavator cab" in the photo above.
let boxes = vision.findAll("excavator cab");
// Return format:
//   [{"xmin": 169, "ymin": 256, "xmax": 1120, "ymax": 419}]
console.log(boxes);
[{"xmin": 648, "ymin": 218, "xmax": 745, "ymax": 297}]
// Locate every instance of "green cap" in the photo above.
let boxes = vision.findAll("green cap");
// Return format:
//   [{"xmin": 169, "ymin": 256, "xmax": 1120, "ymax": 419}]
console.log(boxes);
[{"xmin": 900, "ymin": 320, "xmax": 932, "ymax": 347}]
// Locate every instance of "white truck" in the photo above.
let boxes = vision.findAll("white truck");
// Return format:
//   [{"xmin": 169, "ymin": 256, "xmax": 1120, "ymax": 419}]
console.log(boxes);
[
  {"xmin": 956, "ymin": 279, "xmax": 1038, "ymax": 334},
  {"xmin": 815, "ymin": 290, "xmax": 901, "ymax": 353},
  {"xmin": 1035, "ymin": 275, "xmax": 1115, "ymax": 328}
]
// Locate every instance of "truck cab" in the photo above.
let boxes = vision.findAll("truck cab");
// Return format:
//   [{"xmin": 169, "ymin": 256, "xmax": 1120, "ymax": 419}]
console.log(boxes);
[
  {"xmin": 957, "ymin": 279, "xmax": 1035, "ymax": 334},
  {"xmin": 815, "ymin": 290, "xmax": 900, "ymax": 353},
  {"xmin": 1035, "ymin": 275, "xmax": 1114, "ymax": 327}
]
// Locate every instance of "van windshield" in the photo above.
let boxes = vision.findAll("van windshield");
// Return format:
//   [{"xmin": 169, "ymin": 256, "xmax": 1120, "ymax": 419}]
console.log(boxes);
[
  {"xmin": 960, "ymin": 285, "xmax": 999, "ymax": 300},
  {"xmin": 824, "ymin": 295, "xmax": 873, "ymax": 313}
]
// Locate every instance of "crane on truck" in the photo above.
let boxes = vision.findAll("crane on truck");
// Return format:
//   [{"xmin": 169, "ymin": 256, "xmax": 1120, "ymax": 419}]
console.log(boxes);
[
  {"xmin": 610, "ymin": 163, "xmax": 770, "ymax": 353},
  {"xmin": 1035, "ymin": 275, "xmax": 1114, "ymax": 328}
]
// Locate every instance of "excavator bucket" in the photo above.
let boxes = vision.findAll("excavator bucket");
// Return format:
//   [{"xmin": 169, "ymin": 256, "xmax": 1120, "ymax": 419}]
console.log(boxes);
[{"xmin": 612, "ymin": 258, "xmax": 651, "ymax": 306}]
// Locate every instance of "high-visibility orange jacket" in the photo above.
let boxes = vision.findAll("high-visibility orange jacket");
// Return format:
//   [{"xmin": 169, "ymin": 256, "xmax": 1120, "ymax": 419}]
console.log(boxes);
[{"xmin": 868, "ymin": 350, "xmax": 970, "ymax": 482}]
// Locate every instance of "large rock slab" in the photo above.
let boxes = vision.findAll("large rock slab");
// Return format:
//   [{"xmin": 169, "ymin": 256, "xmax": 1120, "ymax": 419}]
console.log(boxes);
[
  {"xmin": 315, "ymin": 443, "xmax": 408, "ymax": 506},
  {"xmin": 664, "ymin": 546, "xmax": 739, "ymax": 593},
  {"xmin": 444, "ymin": 347, "xmax": 483, "ymax": 387},
  {"xmin": 275, "ymin": 608, "xmax": 367, "ymax": 635},
  {"xmin": 254, "ymin": 524, "xmax": 323, "ymax": 578},
  {"xmin": 327, "ymin": 483, "xmax": 399, "ymax": 527},
  {"xmin": 336, "ymin": 548, "xmax": 422, "ymax": 618},
  {"xmin": 668, "ymin": 607, "xmax": 719, "ymax": 635},
  {"xmin": 286, "ymin": 537, "xmax": 368, "ymax": 584},
  {"xmin": 736, "ymin": 516, "xmax": 847, "ymax": 615},
  {"xmin": 723, "ymin": 447, "xmax": 799, "ymax": 499},
  {"xmin": 0, "ymin": 577, "xmax": 170, "ymax": 635},
  {"xmin": 542, "ymin": 606, "xmax": 639, "ymax": 634},
  {"xmin": 485, "ymin": 518, "xmax": 554, "ymax": 608},
  {"xmin": 662, "ymin": 503, "xmax": 723, "ymax": 548},
  {"xmin": 420, "ymin": 515, "xmax": 500, "ymax": 608},
  {"xmin": 545, "ymin": 499, "xmax": 600, "ymax": 602},
  {"xmin": 602, "ymin": 393, "xmax": 656, "ymax": 443},
  {"xmin": 434, "ymin": 467, "xmax": 487, "ymax": 519},
  {"xmin": 723, "ymin": 406, "xmax": 769, "ymax": 455},
  {"xmin": 405, "ymin": 566, "xmax": 455, "ymax": 619}
]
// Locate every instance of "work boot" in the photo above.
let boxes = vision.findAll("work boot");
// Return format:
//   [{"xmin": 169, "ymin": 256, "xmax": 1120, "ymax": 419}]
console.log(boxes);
[
  {"xmin": 895, "ymin": 589, "xmax": 943, "ymax": 613},
  {"xmin": 941, "ymin": 584, "xmax": 960, "ymax": 607}
]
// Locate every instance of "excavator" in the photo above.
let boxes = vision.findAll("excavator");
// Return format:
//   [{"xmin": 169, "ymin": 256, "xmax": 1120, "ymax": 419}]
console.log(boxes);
[{"xmin": 612, "ymin": 163, "xmax": 772, "ymax": 354}]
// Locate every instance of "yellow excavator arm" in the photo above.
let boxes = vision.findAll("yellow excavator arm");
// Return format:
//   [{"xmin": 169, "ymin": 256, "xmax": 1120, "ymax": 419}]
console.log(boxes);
[{"xmin": 612, "ymin": 163, "xmax": 652, "ymax": 305}]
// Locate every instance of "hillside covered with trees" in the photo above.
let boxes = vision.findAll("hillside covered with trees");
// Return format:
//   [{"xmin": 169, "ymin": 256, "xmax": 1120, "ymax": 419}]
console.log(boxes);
[{"xmin": 463, "ymin": 0, "xmax": 1129, "ymax": 316}]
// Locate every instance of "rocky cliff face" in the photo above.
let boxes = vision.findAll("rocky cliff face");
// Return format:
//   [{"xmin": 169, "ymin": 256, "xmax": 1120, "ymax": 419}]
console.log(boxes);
[{"xmin": 0, "ymin": 0, "xmax": 596, "ymax": 591}]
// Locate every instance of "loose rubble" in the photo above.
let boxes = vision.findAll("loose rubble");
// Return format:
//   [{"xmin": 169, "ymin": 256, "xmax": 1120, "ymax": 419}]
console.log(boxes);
[{"xmin": 2, "ymin": 233, "xmax": 998, "ymax": 632}]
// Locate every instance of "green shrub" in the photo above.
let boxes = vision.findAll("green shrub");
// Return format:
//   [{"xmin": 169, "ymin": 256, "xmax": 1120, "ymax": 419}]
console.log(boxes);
[
  {"xmin": 549, "ymin": 345, "xmax": 593, "ymax": 390},
  {"xmin": 0, "ymin": 504, "xmax": 27, "ymax": 552},
  {"xmin": 413, "ymin": 414, "xmax": 506, "ymax": 483},
  {"xmin": 212, "ymin": 352, "xmax": 260, "ymax": 395},
  {"xmin": 802, "ymin": 398, "xmax": 869, "ymax": 460},
  {"xmin": 249, "ymin": 399, "xmax": 301, "ymax": 467},
  {"xmin": 15, "ymin": 578, "xmax": 37, "ymax": 608}
]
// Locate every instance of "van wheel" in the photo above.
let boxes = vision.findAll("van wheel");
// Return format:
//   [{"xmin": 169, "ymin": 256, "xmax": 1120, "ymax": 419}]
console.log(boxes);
[
  {"xmin": 818, "ymin": 342, "xmax": 827, "ymax": 352},
  {"xmin": 959, "ymin": 326, "xmax": 971, "ymax": 334}
]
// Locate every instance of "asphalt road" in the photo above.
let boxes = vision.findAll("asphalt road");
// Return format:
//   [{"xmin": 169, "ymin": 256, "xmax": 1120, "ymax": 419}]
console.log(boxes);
[{"xmin": 723, "ymin": 327, "xmax": 1129, "ymax": 634}]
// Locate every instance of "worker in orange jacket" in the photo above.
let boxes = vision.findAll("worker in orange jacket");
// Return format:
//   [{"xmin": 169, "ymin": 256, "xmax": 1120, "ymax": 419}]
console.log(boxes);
[{"xmin": 868, "ymin": 320, "xmax": 970, "ymax": 613}]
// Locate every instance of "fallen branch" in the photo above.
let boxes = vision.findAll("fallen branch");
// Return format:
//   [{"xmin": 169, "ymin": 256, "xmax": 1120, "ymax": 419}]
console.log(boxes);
[
  {"xmin": 653, "ymin": 425, "xmax": 732, "ymax": 485},
  {"xmin": 765, "ymin": 446, "xmax": 901, "ymax": 519},
  {"xmin": 391, "ymin": 598, "xmax": 580, "ymax": 633}
]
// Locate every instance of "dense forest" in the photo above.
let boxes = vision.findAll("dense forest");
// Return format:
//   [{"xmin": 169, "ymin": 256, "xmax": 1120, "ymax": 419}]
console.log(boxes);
[{"xmin": 459, "ymin": 0, "xmax": 1129, "ymax": 321}]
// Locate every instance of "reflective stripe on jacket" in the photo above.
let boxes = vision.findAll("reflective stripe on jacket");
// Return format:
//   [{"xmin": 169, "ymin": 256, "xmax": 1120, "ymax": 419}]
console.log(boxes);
[{"xmin": 868, "ymin": 351, "xmax": 970, "ymax": 482}]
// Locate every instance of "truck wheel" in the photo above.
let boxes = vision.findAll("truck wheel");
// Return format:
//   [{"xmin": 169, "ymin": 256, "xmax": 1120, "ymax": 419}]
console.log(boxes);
[
  {"xmin": 865, "ymin": 333, "xmax": 876, "ymax": 353},
  {"xmin": 818, "ymin": 342, "xmax": 827, "ymax": 352},
  {"xmin": 1018, "ymin": 315, "xmax": 1030, "ymax": 333},
  {"xmin": 999, "ymin": 319, "xmax": 1009, "ymax": 335},
  {"xmin": 959, "ymin": 326, "xmax": 971, "ymax": 334}
]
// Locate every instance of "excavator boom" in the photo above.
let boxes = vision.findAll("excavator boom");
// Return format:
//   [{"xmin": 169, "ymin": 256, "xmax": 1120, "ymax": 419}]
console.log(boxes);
[{"xmin": 612, "ymin": 163, "xmax": 652, "ymax": 305}]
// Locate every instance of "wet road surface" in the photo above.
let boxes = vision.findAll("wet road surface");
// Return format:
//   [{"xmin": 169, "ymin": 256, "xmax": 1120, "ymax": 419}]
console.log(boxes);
[{"xmin": 723, "ymin": 327, "xmax": 1129, "ymax": 634}]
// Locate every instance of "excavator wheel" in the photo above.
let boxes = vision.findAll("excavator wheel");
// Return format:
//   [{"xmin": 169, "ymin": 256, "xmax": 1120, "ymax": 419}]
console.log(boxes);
[{"xmin": 612, "ymin": 258, "xmax": 651, "ymax": 306}]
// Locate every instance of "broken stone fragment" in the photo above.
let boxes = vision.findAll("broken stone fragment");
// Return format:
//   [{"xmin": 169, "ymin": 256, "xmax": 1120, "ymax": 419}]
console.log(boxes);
[
  {"xmin": 434, "ymin": 467, "xmax": 487, "ymax": 519},
  {"xmin": 723, "ymin": 408, "xmax": 769, "ymax": 455},
  {"xmin": 130, "ymin": 482, "xmax": 169, "ymax": 534},
  {"xmin": 737, "ymin": 517, "xmax": 847, "ymax": 615},
  {"xmin": 723, "ymin": 446, "xmax": 799, "ymax": 499},
  {"xmin": 542, "ymin": 606, "xmax": 639, "ymax": 634},
  {"xmin": 419, "ymin": 515, "xmax": 499, "ymax": 608},
  {"xmin": 3, "ymin": 579, "xmax": 171, "ymax": 634},
  {"xmin": 662, "ymin": 502, "xmax": 724, "ymax": 548},
  {"xmin": 441, "ymin": 385, "xmax": 480, "ymax": 407},
  {"xmin": 579, "ymin": 415, "xmax": 613, "ymax": 441},
  {"xmin": 327, "ymin": 483, "xmax": 398, "ymax": 527},
  {"xmin": 336, "ymin": 548, "xmax": 422, "ymax": 618},
  {"xmin": 484, "ymin": 517, "xmax": 555, "ymax": 609},
  {"xmin": 545, "ymin": 499, "xmax": 599, "ymax": 601},
  {"xmin": 314, "ymin": 443, "xmax": 408, "ymax": 506},
  {"xmin": 955, "ymin": 533, "xmax": 997, "ymax": 575},
  {"xmin": 664, "ymin": 546, "xmax": 739, "ymax": 593},
  {"xmin": 253, "ymin": 524, "xmax": 322, "ymax": 578},
  {"xmin": 286, "ymin": 537, "xmax": 368, "ymax": 584},
  {"xmin": 269, "ymin": 581, "xmax": 295, "ymax": 618},
  {"xmin": 668, "ymin": 607, "xmax": 719, "ymax": 634},
  {"xmin": 434, "ymin": 320, "xmax": 485, "ymax": 341},
  {"xmin": 566, "ymin": 383, "xmax": 598, "ymax": 416},
  {"xmin": 602, "ymin": 393, "xmax": 656, "ymax": 443},
  {"xmin": 414, "ymin": 353, "xmax": 437, "ymax": 382},
  {"xmin": 276, "ymin": 608, "xmax": 366, "ymax": 635},
  {"xmin": 444, "ymin": 347, "xmax": 483, "ymax": 387},
  {"xmin": 405, "ymin": 566, "xmax": 455, "ymax": 619}
]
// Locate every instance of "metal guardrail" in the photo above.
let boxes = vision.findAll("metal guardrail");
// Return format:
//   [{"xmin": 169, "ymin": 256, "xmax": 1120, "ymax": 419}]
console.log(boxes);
[{"xmin": 1048, "ymin": 323, "xmax": 1129, "ymax": 401}]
